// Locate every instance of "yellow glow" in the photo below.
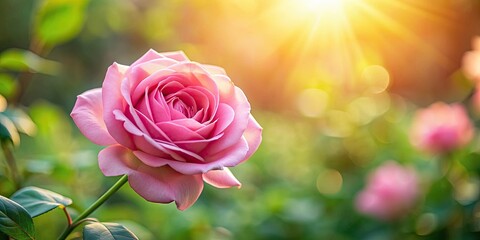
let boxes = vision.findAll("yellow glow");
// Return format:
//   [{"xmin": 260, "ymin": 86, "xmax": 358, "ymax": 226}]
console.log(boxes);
[
  {"xmin": 299, "ymin": 0, "xmax": 344, "ymax": 9},
  {"xmin": 251, "ymin": 0, "xmax": 453, "ymax": 109}
]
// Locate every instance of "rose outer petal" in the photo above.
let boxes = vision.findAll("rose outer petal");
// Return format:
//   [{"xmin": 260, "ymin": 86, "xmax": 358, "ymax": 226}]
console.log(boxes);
[
  {"xmin": 130, "ymin": 50, "xmax": 189, "ymax": 70},
  {"xmin": 243, "ymin": 114, "xmax": 263, "ymax": 162},
  {"xmin": 71, "ymin": 88, "xmax": 116, "ymax": 146},
  {"xmin": 98, "ymin": 145, "xmax": 204, "ymax": 210},
  {"xmin": 102, "ymin": 62, "xmax": 135, "ymax": 148},
  {"xmin": 203, "ymin": 168, "xmax": 241, "ymax": 188}
]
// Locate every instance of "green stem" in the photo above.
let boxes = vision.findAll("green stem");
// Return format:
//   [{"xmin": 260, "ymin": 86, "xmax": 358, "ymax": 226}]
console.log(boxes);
[
  {"xmin": 1, "ymin": 142, "xmax": 21, "ymax": 190},
  {"xmin": 57, "ymin": 175, "xmax": 128, "ymax": 240}
]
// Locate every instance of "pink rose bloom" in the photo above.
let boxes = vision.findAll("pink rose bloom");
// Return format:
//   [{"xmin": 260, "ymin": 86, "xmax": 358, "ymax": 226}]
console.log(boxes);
[
  {"xmin": 409, "ymin": 102, "xmax": 473, "ymax": 154},
  {"xmin": 462, "ymin": 36, "xmax": 480, "ymax": 82},
  {"xmin": 355, "ymin": 161, "xmax": 419, "ymax": 221},
  {"xmin": 71, "ymin": 50, "xmax": 262, "ymax": 210}
]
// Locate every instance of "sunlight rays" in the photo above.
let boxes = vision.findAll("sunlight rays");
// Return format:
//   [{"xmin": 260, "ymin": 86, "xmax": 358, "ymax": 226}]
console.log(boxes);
[{"xmin": 253, "ymin": 0, "xmax": 455, "ymax": 81}]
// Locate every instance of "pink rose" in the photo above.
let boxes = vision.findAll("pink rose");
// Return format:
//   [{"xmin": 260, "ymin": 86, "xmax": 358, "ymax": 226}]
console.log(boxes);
[
  {"xmin": 71, "ymin": 50, "xmax": 262, "ymax": 210},
  {"xmin": 462, "ymin": 36, "xmax": 480, "ymax": 82},
  {"xmin": 409, "ymin": 102, "xmax": 473, "ymax": 154},
  {"xmin": 355, "ymin": 161, "xmax": 419, "ymax": 220}
]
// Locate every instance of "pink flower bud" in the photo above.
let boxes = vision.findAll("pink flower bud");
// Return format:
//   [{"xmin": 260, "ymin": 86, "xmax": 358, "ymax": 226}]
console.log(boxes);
[
  {"xmin": 410, "ymin": 102, "xmax": 473, "ymax": 154},
  {"xmin": 355, "ymin": 161, "xmax": 419, "ymax": 220}
]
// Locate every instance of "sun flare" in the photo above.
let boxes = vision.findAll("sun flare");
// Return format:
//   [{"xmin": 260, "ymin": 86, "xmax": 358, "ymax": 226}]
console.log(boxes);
[{"xmin": 299, "ymin": 0, "xmax": 345, "ymax": 9}]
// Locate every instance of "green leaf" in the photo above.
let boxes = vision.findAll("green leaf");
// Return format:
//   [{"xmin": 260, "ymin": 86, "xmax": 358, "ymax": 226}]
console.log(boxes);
[
  {"xmin": 83, "ymin": 222, "xmax": 139, "ymax": 240},
  {"xmin": 0, "ymin": 74, "xmax": 17, "ymax": 99},
  {"xmin": 0, "ymin": 49, "xmax": 60, "ymax": 75},
  {"xmin": 0, "ymin": 115, "xmax": 19, "ymax": 145},
  {"xmin": 35, "ymin": 0, "xmax": 88, "ymax": 47},
  {"xmin": 117, "ymin": 221, "xmax": 155, "ymax": 240},
  {"xmin": 10, "ymin": 186, "xmax": 72, "ymax": 218},
  {"xmin": 0, "ymin": 195, "xmax": 35, "ymax": 240},
  {"xmin": 2, "ymin": 108, "xmax": 37, "ymax": 136}
]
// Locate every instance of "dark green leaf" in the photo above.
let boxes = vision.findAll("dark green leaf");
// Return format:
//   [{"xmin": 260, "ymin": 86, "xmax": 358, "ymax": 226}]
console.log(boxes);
[
  {"xmin": 83, "ymin": 222, "xmax": 139, "ymax": 240},
  {"xmin": 35, "ymin": 0, "xmax": 87, "ymax": 47},
  {"xmin": 0, "ymin": 49, "xmax": 60, "ymax": 75},
  {"xmin": 0, "ymin": 230, "xmax": 8, "ymax": 240},
  {"xmin": 11, "ymin": 186, "xmax": 72, "ymax": 218},
  {"xmin": 0, "ymin": 195, "xmax": 35, "ymax": 240}
]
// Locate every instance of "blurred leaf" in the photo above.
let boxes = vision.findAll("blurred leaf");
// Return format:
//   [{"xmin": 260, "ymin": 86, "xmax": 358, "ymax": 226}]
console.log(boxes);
[
  {"xmin": 0, "ymin": 115, "xmax": 19, "ymax": 145},
  {"xmin": 0, "ymin": 231, "xmax": 7, "ymax": 240},
  {"xmin": 0, "ymin": 74, "xmax": 17, "ymax": 99},
  {"xmin": 35, "ymin": 0, "xmax": 88, "ymax": 47},
  {"xmin": 460, "ymin": 152, "xmax": 480, "ymax": 175},
  {"xmin": 83, "ymin": 222, "xmax": 139, "ymax": 240},
  {"xmin": 0, "ymin": 195, "xmax": 35, "ymax": 240},
  {"xmin": 2, "ymin": 108, "xmax": 36, "ymax": 136},
  {"xmin": 118, "ymin": 221, "xmax": 155, "ymax": 240},
  {"xmin": 0, "ymin": 48, "xmax": 60, "ymax": 75},
  {"xmin": 0, "ymin": 95, "xmax": 6, "ymax": 112},
  {"xmin": 10, "ymin": 186, "xmax": 72, "ymax": 218},
  {"xmin": 28, "ymin": 101, "xmax": 72, "ymax": 153}
]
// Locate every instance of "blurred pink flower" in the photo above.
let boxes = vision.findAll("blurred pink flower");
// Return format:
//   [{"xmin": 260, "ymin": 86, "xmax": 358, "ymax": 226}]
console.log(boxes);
[
  {"xmin": 355, "ymin": 161, "xmax": 420, "ymax": 221},
  {"xmin": 410, "ymin": 102, "xmax": 473, "ymax": 154},
  {"xmin": 462, "ymin": 36, "xmax": 480, "ymax": 82},
  {"xmin": 71, "ymin": 50, "xmax": 262, "ymax": 210}
]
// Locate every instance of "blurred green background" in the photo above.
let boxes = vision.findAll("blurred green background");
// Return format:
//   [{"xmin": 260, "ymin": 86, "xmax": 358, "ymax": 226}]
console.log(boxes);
[{"xmin": 2, "ymin": 0, "xmax": 480, "ymax": 239}]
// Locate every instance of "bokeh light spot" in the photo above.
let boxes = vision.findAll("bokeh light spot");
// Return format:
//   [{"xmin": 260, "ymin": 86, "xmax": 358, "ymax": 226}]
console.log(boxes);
[
  {"xmin": 322, "ymin": 110, "xmax": 353, "ymax": 137},
  {"xmin": 416, "ymin": 213, "xmax": 438, "ymax": 236},
  {"xmin": 454, "ymin": 178, "xmax": 480, "ymax": 205},
  {"xmin": 362, "ymin": 65, "xmax": 390, "ymax": 93},
  {"xmin": 297, "ymin": 88, "xmax": 329, "ymax": 118},
  {"xmin": 347, "ymin": 93, "xmax": 390, "ymax": 125},
  {"xmin": 316, "ymin": 169, "xmax": 343, "ymax": 195}
]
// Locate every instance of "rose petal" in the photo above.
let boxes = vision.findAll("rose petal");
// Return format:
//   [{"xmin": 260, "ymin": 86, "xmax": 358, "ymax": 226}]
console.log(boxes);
[
  {"xmin": 212, "ymin": 103, "xmax": 235, "ymax": 136},
  {"xmin": 132, "ymin": 135, "xmax": 175, "ymax": 160},
  {"xmin": 113, "ymin": 110, "xmax": 144, "ymax": 136},
  {"xmin": 157, "ymin": 121, "xmax": 204, "ymax": 141},
  {"xmin": 98, "ymin": 145, "xmax": 203, "ymax": 210},
  {"xmin": 133, "ymin": 58, "xmax": 179, "ymax": 76},
  {"xmin": 130, "ymin": 49, "xmax": 167, "ymax": 68},
  {"xmin": 203, "ymin": 168, "xmax": 241, "ymax": 188},
  {"xmin": 242, "ymin": 114, "xmax": 263, "ymax": 161},
  {"xmin": 169, "ymin": 118, "xmax": 205, "ymax": 131},
  {"xmin": 131, "ymin": 69, "xmax": 180, "ymax": 104},
  {"xmin": 128, "ymin": 166, "xmax": 204, "ymax": 210},
  {"xmin": 102, "ymin": 63, "xmax": 135, "ymax": 148},
  {"xmin": 71, "ymin": 88, "xmax": 116, "ymax": 145},
  {"xmin": 202, "ymin": 87, "xmax": 251, "ymax": 156},
  {"xmin": 162, "ymin": 51, "xmax": 189, "ymax": 62},
  {"xmin": 202, "ymin": 64, "xmax": 227, "ymax": 75},
  {"xmin": 196, "ymin": 121, "xmax": 217, "ymax": 138},
  {"xmin": 98, "ymin": 145, "xmax": 139, "ymax": 176},
  {"xmin": 175, "ymin": 132, "xmax": 224, "ymax": 153},
  {"xmin": 132, "ymin": 131, "xmax": 205, "ymax": 163},
  {"xmin": 134, "ymin": 137, "xmax": 249, "ymax": 175},
  {"xmin": 168, "ymin": 62, "xmax": 219, "ymax": 97}
]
